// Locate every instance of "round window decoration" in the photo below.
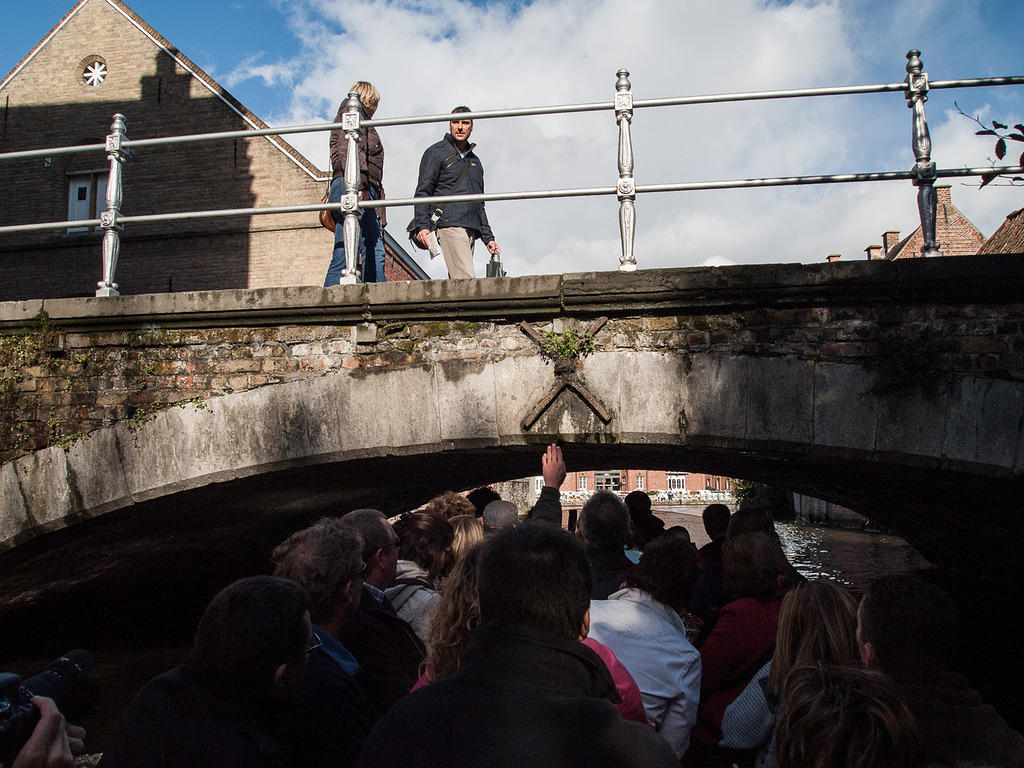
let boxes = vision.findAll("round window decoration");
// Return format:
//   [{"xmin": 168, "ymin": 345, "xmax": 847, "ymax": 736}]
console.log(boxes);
[{"xmin": 80, "ymin": 55, "xmax": 108, "ymax": 87}]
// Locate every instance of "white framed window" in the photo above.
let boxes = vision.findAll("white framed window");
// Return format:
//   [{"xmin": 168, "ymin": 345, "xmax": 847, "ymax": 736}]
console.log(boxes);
[
  {"xmin": 67, "ymin": 171, "xmax": 108, "ymax": 233},
  {"xmin": 594, "ymin": 471, "xmax": 621, "ymax": 491},
  {"xmin": 667, "ymin": 472, "xmax": 687, "ymax": 491},
  {"xmin": 578, "ymin": 476, "xmax": 588, "ymax": 491},
  {"xmin": 534, "ymin": 477, "xmax": 544, "ymax": 493},
  {"xmin": 636, "ymin": 475, "xmax": 644, "ymax": 490}
]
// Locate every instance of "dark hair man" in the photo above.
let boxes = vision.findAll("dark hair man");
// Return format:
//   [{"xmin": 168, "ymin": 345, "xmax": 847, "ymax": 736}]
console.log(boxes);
[
  {"xmin": 271, "ymin": 522, "xmax": 370, "ymax": 765},
  {"xmin": 411, "ymin": 106, "xmax": 500, "ymax": 279},
  {"xmin": 857, "ymin": 574, "xmax": 1024, "ymax": 767},
  {"xmin": 577, "ymin": 490, "xmax": 634, "ymax": 599},
  {"xmin": 624, "ymin": 489, "xmax": 665, "ymax": 550},
  {"xmin": 356, "ymin": 523, "xmax": 679, "ymax": 768},
  {"xmin": 100, "ymin": 576, "xmax": 313, "ymax": 768},
  {"xmin": 334, "ymin": 509, "xmax": 426, "ymax": 722}
]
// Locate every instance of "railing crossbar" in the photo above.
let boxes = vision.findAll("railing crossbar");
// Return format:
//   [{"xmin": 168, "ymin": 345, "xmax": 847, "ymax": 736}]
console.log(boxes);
[
  {"xmin": 3, "ymin": 76, "xmax": 1022, "ymax": 162},
  {"xmin": 2, "ymin": 165, "xmax": 1019, "ymax": 236}
]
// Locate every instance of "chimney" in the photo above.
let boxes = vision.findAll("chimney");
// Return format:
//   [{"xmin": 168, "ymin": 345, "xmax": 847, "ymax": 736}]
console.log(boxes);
[
  {"xmin": 936, "ymin": 184, "xmax": 951, "ymax": 207},
  {"xmin": 882, "ymin": 231, "xmax": 900, "ymax": 257},
  {"xmin": 865, "ymin": 245, "xmax": 883, "ymax": 260},
  {"xmin": 826, "ymin": 254, "xmax": 841, "ymax": 263}
]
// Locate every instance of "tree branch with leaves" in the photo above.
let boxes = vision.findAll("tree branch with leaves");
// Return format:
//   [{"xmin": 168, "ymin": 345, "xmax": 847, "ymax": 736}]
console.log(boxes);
[{"xmin": 955, "ymin": 101, "xmax": 1024, "ymax": 187}]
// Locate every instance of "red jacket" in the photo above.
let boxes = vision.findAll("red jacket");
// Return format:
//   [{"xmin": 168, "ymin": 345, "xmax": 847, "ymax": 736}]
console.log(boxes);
[{"xmin": 693, "ymin": 597, "xmax": 781, "ymax": 746}]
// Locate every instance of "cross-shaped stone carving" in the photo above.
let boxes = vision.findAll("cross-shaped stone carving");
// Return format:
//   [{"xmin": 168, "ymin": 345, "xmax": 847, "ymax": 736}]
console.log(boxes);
[{"xmin": 519, "ymin": 317, "xmax": 612, "ymax": 431}]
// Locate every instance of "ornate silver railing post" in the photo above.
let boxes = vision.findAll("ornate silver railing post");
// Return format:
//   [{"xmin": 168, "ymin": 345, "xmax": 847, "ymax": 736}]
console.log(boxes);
[
  {"xmin": 96, "ymin": 113, "xmax": 127, "ymax": 296},
  {"xmin": 905, "ymin": 50, "xmax": 942, "ymax": 257},
  {"xmin": 615, "ymin": 68, "xmax": 637, "ymax": 271},
  {"xmin": 339, "ymin": 91, "xmax": 363, "ymax": 284}
]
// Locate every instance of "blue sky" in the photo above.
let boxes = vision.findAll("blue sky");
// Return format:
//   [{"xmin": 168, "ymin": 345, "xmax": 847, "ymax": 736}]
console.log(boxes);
[{"xmin": 3, "ymin": 0, "xmax": 1023, "ymax": 277}]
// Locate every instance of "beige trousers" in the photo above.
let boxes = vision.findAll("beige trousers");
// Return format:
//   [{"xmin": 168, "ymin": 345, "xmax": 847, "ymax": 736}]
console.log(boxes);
[{"xmin": 438, "ymin": 227, "xmax": 476, "ymax": 279}]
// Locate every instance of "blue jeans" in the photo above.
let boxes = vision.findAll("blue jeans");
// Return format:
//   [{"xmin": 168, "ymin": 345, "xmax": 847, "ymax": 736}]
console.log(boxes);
[{"xmin": 323, "ymin": 178, "xmax": 387, "ymax": 285}]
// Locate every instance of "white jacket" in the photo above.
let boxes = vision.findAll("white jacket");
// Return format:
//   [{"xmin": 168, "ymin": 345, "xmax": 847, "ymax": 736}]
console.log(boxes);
[
  {"xmin": 384, "ymin": 560, "xmax": 440, "ymax": 644},
  {"xmin": 588, "ymin": 588, "xmax": 702, "ymax": 757}
]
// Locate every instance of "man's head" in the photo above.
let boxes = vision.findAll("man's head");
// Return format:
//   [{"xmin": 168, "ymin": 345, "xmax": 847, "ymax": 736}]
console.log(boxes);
[
  {"xmin": 577, "ymin": 490, "xmax": 630, "ymax": 552},
  {"xmin": 857, "ymin": 574, "xmax": 959, "ymax": 674},
  {"xmin": 482, "ymin": 500, "xmax": 519, "ymax": 536},
  {"xmin": 350, "ymin": 81, "xmax": 380, "ymax": 116},
  {"xmin": 271, "ymin": 522, "xmax": 365, "ymax": 632},
  {"xmin": 479, "ymin": 523, "xmax": 592, "ymax": 641},
  {"xmin": 449, "ymin": 105, "xmax": 473, "ymax": 145},
  {"xmin": 626, "ymin": 534, "xmax": 698, "ymax": 612},
  {"xmin": 337, "ymin": 508, "xmax": 400, "ymax": 590},
  {"xmin": 702, "ymin": 503, "xmax": 731, "ymax": 540},
  {"xmin": 192, "ymin": 575, "xmax": 312, "ymax": 700}
]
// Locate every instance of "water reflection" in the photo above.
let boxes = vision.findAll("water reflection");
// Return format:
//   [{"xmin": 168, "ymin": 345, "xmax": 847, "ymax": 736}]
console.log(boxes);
[
  {"xmin": 775, "ymin": 520, "xmax": 933, "ymax": 595},
  {"xmin": 655, "ymin": 508, "xmax": 933, "ymax": 596}
]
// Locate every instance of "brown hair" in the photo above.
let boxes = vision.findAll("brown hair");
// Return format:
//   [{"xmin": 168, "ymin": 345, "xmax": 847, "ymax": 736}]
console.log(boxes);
[
  {"xmin": 422, "ymin": 543, "xmax": 483, "ymax": 684},
  {"xmin": 768, "ymin": 578, "xmax": 858, "ymax": 695},
  {"xmin": 722, "ymin": 531, "xmax": 789, "ymax": 602},
  {"xmin": 394, "ymin": 511, "xmax": 454, "ymax": 581},
  {"xmin": 775, "ymin": 663, "xmax": 922, "ymax": 768},
  {"xmin": 422, "ymin": 490, "xmax": 478, "ymax": 520}
]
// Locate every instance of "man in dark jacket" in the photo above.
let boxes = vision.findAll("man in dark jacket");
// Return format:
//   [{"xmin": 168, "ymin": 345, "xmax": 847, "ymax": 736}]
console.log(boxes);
[
  {"xmin": 578, "ymin": 490, "xmax": 635, "ymax": 599},
  {"xmin": 335, "ymin": 509, "xmax": 426, "ymax": 723},
  {"xmin": 100, "ymin": 576, "xmax": 313, "ymax": 768},
  {"xmin": 412, "ymin": 106, "xmax": 500, "ymax": 279},
  {"xmin": 858, "ymin": 574, "xmax": 1024, "ymax": 768},
  {"xmin": 356, "ymin": 523, "xmax": 677, "ymax": 768}
]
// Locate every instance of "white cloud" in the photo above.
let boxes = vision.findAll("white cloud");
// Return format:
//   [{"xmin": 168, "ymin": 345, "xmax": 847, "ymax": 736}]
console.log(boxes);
[{"xmin": 237, "ymin": 0, "xmax": 1024, "ymax": 277}]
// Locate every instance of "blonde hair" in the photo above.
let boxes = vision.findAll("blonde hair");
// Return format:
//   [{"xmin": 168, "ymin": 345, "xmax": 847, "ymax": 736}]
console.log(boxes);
[
  {"xmin": 768, "ymin": 578, "xmax": 859, "ymax": 695},
  {"xmin": 450, "ymin": 514, "xmax": 484, "ymax": 562},
  {"xmin": 349, "ymin": 81, "xmax": 380, "ymax": 111},
  {"xmin": 422, "ymin": 543, "xmax": 483, "ymax": 685}
]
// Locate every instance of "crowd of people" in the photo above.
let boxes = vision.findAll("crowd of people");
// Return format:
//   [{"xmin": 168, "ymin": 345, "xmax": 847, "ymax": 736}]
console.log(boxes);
[
  {"xmin": 10, "ymin": 445, "xmax": 1024, "ymax": 768},
  {"xmin": 324, "ymin": 81, "xmax": 501, "ymax": 285}
]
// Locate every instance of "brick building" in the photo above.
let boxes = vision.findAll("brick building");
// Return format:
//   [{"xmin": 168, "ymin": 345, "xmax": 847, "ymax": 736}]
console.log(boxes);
[
  {"xmin": 979, "ymin": 206, "xmax": 1024, "ymax": 255},
  {"xmin": 0, "ymin": 0, "xmax": 425, "ymax": 302},
  {"xmin": 861, "ymin": 185, "xmax": 985, "ymax": 260},
  {"xmin": 557, "ymin": 469, "xmax": 734, "ymax": 499}
]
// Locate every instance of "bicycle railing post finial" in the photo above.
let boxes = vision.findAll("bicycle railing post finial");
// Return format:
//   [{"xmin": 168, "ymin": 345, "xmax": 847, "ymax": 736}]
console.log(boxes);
[
  {"xmin": 905, "ymin": 50, "xmax": 942, "ymax": 257},
  {"xmin": 615, "ymin": 68, "xmax": 637, "ymax": 272},
  {"xmin": 96, "ymin": 112, "xmax": 127, "ymax": 297},
  {"xmin": 339, "ymin": 90, "xmax": 364, "ymax": 284}
]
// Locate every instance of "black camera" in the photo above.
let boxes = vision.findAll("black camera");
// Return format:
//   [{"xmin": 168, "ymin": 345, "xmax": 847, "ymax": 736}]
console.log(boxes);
[{"xmin": 0, "ymin": 650, "xmax": 98, "ymax": 764}]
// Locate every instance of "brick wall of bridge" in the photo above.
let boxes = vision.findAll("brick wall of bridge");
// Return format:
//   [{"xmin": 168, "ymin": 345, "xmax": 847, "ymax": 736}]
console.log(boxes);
[{"xmin": 3, "ymin": 259, "xmax": 1022, "ymax": 464}]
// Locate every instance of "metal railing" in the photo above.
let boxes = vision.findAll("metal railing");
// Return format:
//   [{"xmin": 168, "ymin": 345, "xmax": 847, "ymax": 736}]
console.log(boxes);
[{"xmin": 1, "ymin": 49, "xmax": 1021, "ymax": 296}]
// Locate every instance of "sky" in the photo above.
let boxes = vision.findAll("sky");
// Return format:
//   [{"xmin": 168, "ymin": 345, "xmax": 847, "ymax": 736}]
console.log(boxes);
[{"xmin": 3, "ymin": 0, "xmax": 1023, "ymax": 279}]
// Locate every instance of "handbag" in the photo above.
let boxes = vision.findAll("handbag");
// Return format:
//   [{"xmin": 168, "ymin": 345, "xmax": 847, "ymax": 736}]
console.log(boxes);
[
  {"xmin": 319, "ymin": 186, "xmax": 335, "ymax": 232},
  {"xmin": 486, "ymin": 252, "xmax": 506, "ymax": 277}
]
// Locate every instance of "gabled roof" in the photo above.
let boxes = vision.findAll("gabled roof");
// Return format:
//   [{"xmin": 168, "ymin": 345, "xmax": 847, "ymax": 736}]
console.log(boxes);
[
  {"xmin": 979, "ymin": 207, "xmax": 1024, "ymax": 255},
  {"xmin": 1, "ymin": 0, "xmax": 327, "ymax": 182}
]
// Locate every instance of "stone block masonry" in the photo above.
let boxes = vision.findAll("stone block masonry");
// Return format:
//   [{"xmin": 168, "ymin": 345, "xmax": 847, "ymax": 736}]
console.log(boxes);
[{"xmin": 2, "ymin": 256, "xmax": 1023, "ymax": 465}]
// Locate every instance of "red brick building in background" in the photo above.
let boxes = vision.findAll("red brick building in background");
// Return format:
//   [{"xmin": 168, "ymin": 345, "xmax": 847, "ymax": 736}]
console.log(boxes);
[
  {"xmin": 558, "ymin": 469, "xmax": 733, "ymax": 498},
  {"xmin": 861, "ymin": 185, "xmax": 985, "ymax": 260},
  {"xmin": 0, "ymin": 0, "xmax": 425, "ymax": 302}
]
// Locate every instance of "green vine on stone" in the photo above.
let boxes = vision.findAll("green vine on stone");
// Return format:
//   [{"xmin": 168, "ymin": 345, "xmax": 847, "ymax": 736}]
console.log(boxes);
[{"xmin": 540, "ymin": 327, "xmax": 595, "ymax": 361}]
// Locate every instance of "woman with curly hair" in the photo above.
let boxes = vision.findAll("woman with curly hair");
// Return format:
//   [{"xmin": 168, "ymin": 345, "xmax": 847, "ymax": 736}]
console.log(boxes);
[{"xmin": 385, "ymin": 511, "xmax": 454, "ymax": 643}]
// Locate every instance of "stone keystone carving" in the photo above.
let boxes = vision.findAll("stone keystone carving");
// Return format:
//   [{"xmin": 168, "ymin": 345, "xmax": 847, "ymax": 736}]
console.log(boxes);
[{"xmin": 519, "ymin": 317, "xmax": 611, "ymax": 430}]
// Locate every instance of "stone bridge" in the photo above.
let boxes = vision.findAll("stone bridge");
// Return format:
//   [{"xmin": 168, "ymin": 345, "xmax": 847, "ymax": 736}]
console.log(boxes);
[{"xmin": 1, "ymin": 255, "xmax": 1023, "ymax": 654}]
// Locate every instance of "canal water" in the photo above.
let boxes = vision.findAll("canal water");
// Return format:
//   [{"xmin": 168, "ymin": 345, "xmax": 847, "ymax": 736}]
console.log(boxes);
[{"xmin": 653, "ymin": 506, "xmax": 932, "ymax": 594}]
